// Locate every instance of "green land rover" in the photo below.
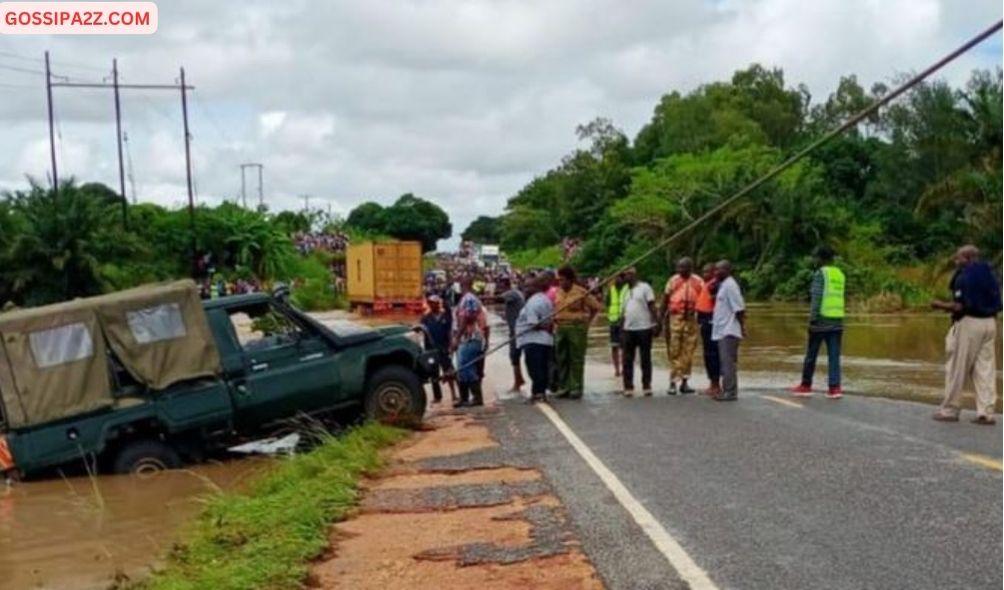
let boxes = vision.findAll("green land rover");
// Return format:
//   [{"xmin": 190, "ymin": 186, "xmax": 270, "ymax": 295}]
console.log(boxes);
[{"xmin": 0, "ymin": 280, "xmax": 436, "ymax": 478}]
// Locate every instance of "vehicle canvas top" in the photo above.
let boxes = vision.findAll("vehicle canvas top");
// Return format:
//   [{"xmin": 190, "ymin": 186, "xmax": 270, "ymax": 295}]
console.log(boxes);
[{"xmin": 0, "ymin": 279, "xmax": 221, "ymax": 429}]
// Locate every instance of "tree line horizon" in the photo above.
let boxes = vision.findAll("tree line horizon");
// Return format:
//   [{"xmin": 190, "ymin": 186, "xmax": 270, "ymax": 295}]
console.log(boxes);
[{"xmin": 1, "ymin": 63, "xmax": 999, "ymax": 310}]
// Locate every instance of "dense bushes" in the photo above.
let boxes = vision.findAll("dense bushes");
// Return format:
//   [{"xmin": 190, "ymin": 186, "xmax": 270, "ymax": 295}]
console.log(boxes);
[
  {"xmin": 0, "ymin": 182, "xmax": 343, "ymax": 309},
  {"xmin": 496, "ymin": 65, "xmax": 1002, "ymax": 307}
]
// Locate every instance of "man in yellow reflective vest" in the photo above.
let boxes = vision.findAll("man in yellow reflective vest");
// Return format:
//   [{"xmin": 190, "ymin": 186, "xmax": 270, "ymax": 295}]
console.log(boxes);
[
  {"xmin": 791, "ymin": 246, "xmax": 845, "ymax": 399},
  {"xmin": 605, "ymin": 273, "xmax": 628, "ymax": 377}
]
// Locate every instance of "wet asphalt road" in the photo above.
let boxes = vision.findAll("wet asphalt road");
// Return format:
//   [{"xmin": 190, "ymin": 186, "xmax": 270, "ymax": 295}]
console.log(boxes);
[{"xmin": 487, "ymin": 355, "xmax": 1003, "ymax": 590}]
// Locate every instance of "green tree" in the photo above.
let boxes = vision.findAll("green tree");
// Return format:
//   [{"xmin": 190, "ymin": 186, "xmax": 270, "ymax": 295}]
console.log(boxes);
[
  {"xmin": 461, "ymin": 215, "xmax": 502, "ymax": 243},
  {"xmin": 345, "ymin": 194, "xmax": 452, "ymax": 252}
]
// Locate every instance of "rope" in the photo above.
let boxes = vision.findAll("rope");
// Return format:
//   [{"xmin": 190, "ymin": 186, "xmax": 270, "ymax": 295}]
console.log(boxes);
[{"xmin": 446, "ymin": 19, "xmax": 1003, "ymax": 378}]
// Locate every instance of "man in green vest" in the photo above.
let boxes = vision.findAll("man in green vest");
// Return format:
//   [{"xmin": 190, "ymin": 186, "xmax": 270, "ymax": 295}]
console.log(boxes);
[
  {"xmin": 605, "ymin": 273, "xmax": 628, "ymax": 377},
  {"xmin": 790, "ymin": 246, "xmax": 845, "ymax": 399}
]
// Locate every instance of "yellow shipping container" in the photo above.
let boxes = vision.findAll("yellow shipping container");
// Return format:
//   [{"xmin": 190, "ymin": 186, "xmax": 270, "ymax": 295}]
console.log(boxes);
[{"xmin": 346, "ymin": 241, "xmax": 423, "ymax": 306}]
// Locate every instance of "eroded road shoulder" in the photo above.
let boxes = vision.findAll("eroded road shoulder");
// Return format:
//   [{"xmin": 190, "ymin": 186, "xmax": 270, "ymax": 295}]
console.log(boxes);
[{"xmin": 311, "ymin": 411, "xmax": 603, "ymax": 589}]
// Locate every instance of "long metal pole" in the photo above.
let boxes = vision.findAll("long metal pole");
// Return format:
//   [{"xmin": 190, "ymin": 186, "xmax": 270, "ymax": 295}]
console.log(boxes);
[
  {"xmin": 257, "ymin": 164, "xmax": 263, "ymax": 208},
  {"xmin": 44, "ymin": 51, "xmax": 58, "ymax": 194},
  {"xmin": 113, "ymin": 58, "xmax": 128, "ymax": 227},
  {"xmin": 240, "ymin": 164, "xmax": 247, "ymax": 208},
  {"xmin": 180, "ymin": 67, "xmax": 197, "ymax": 277}
]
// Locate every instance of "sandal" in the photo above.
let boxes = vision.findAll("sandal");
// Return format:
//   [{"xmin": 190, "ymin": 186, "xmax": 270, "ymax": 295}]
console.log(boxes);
[{"xmin": 971, "ymin": 415, "xmax": 997, "ymax": 425}]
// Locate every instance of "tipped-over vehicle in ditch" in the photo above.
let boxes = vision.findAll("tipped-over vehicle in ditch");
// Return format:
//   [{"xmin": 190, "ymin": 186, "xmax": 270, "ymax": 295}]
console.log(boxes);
[{"xmin": 0, "ymin": 280, "xmax": 437, "ymax": 478}]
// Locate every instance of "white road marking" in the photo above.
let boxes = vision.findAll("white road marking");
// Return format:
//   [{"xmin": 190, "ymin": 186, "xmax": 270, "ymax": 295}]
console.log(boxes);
[
  {"xmin": 536, "ymin": 402, "xmax": 719, "ymax": 590},
  {"xmin": 762, "ymin": 394, "xmax": 804, "ymax": 409}
]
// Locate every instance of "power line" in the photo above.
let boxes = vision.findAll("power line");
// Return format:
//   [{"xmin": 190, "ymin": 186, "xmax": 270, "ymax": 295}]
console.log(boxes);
[
  {"xmin": 0, "ymin": 48, "xmax": 107, "ymax": 72},
  {"xmin": 452, "ymin": 18, "xmax": 1004, "ymax": 377},
  {"xmin": 192, "ymin": 92, "xmax": 236, "ymax": 146},
  {"xmin": 0, "ymin": 62, "xmax": 45, "ymax": 76}
]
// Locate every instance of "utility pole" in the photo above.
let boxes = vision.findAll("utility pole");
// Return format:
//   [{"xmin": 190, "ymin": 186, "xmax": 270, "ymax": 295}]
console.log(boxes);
[
  {"xmin": 45, "ymin": 53, "xmax": 196, "ymax": 269},
  {"xmin": 45, "ymin": 51, "xmax": 58, "ymax": 195},
  {"xmin": 180, "ymin": 67, "xmax": 197, "ymax": 278},
  {"xmin": 113, "ymin": 58, "xmax": 128, "ymax": 227},
  {"xmin": 239, "ymin": 163, "xmax": 263, "ymax": 209},
  {"xmin": 123, "ymin": 131, "xmax": 137, "ymax": 204},
  {"xmin": 240, "ymin": 164, "xmax": 247, "ymax": 208},
  {"xmin": 257, "ymin": 163, "xmax": 263, "ymax": 207},
  {"xmin": 301, "ymin": 194, "xmax": 310, "ymax": 212}
]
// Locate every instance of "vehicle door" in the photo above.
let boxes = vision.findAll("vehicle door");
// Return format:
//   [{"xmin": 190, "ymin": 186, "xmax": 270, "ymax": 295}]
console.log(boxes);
[{"xmin": 225, "ymin": 304, "xmax": 342, "ymax": 430}]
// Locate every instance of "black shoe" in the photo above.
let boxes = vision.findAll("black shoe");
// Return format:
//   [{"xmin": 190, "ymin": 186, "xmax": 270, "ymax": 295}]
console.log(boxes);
[
  {"xmin": 454, "ymin": 400, "xmax": 471, "ymax": 408},
  {"xmin": 667, "ymin": 383, "xmax": 678, "ymax": 395},
  {"xmin": 555, "ymin": 390, "xmax": 572, "ymax": 399},
  {"xmin": 568, "ymin": 392, "xmax": 583, "ymax": 400},
  {"xmin": 679, "ymin": 383, "xmax": 695, "ymax": 394},
  {"xmin": 713, "ymin": 395, "xmax": 737, "ymax": 402}
]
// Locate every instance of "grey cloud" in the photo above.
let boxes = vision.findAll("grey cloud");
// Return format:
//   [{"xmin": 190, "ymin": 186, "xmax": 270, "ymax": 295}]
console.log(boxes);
[{"xmin": 0, "ymin": 0, "xmax": 999, "ymax": 249}]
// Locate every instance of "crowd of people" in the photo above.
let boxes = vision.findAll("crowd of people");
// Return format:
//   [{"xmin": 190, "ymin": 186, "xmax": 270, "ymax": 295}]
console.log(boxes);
[
  {"xmin": 416, "ymin": 244, "xmax": 1000, "ymax": 425},
  {"xmin": 292, "ymin": 230, "xmax": 350, "ymax": 255}
]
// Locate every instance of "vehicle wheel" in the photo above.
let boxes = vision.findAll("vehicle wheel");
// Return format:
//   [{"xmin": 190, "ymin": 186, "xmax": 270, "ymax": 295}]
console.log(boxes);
[
  {"xmin": 112, "ymin": 439, "xmax": 182, "ymax": 477},
  {"xmin": 364, "ymin": 365, "xmax": 426, "ymax": 426}
]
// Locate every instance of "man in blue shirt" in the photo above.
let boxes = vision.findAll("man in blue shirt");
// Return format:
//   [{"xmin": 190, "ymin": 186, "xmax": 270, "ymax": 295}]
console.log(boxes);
[
  {"xmin": 931, "ymin": 245, "xmax": 1001, "ymax": 425},
  {"xmin": 418, "ymin": 295, "xmax": 455, "ymax": 404}
]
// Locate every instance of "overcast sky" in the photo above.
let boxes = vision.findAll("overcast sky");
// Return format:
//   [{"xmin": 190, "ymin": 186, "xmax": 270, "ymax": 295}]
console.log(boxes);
[{"xmin": 0, "ymin": 0, "xmax": 1000, "ymax": 249}]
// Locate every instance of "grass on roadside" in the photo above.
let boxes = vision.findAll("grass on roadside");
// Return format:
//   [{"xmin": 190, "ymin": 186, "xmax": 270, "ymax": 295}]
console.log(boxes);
[{"xmin": 136, "ymin": 423, "xmax": 408, "ymax": 590}]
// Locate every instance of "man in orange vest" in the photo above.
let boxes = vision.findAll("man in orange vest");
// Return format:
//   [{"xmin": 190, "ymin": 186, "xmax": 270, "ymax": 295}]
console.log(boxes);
[
  {"xmin": 662, "ymin": 257, "xmax": 704, "ymax": 394},
  {"xmin": 694, "ymin": 262, "xmax": 720, "ymax": 396}
]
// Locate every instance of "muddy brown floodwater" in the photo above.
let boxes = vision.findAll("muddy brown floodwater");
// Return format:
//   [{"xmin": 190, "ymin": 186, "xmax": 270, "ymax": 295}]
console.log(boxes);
[
  {"xmin": 588, "ymin": 302, "xmax": 1002, "ymax": 402},
  {"xmin": 2, "ymin": 305, "xmax": 998, "ymax": 590},
  {"xmin": 0, "ymin": 460, "xmax": 268, "ymax": 589}
]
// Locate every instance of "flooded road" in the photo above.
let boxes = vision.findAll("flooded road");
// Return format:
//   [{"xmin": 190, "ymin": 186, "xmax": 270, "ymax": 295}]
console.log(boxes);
[
  {"xmin": 588, "ymin": 303, "xmax": 1001, "ymax": 402},
  {"xmin": 0, "ymin": 460, "xmax": 268, "ymax": 589},
  {"xmin": 2, "ymin": 305, "xmax": 998, "ymax": 590}
]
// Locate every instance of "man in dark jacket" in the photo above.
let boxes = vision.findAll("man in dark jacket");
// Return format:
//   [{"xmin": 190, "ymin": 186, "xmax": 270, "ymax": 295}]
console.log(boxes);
[
  {"xmin": 418, "ymin": 295, "xmax": 455, "ymax": 404},
  {"xmin": 932, "ymin": 245, "xmax": 1002, "ymax": 424}
]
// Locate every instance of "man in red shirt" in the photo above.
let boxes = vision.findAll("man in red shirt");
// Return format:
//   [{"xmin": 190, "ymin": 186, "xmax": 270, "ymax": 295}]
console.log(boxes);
[{"xmin": 662, "ymin": 257, "xmax": 704, "ymax": 395}]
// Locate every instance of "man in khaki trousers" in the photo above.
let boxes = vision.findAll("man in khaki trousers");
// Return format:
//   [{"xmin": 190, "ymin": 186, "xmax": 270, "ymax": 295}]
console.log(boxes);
[{"xmin": 931, "ymin": 245, "xmax": 1001, "ymax": 424}]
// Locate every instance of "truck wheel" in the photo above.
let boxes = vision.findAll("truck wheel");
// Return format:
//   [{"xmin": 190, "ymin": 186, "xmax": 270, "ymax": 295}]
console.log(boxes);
[
  {"xmin": 365, "ymin": 365, "xmax": 426, "ymax": 426},
  {"xmin": 113, "ymin": 439, "xmax": 182, "ymax": 477}
]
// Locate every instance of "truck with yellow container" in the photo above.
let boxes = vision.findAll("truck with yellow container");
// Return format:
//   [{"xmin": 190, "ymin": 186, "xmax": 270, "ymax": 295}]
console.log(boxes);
[{"xmin": 346, "ymin": 240, "xmax": 425, "ymax": 314}]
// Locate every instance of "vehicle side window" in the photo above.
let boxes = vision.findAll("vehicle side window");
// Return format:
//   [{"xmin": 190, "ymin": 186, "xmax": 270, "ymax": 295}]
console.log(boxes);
[
  {"xmin": 227, "ymin": 306, "xmax": 304, "ymax": 352},
  {"xmin": 126, "ymin": 303, "xmax": 187, "ymax": 344},
  {"xmin": 28, "ymin": 322, "xmax": 94, "ymax": 368}
]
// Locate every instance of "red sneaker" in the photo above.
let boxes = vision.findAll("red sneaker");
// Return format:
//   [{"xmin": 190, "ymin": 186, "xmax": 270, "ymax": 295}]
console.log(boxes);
[
  {"xmin": 826, "ymin": 386, "xmax": 843, "ymax": 399},
  {"xmin": 789, "ymin": 384, "xmax": 813, "ymax": 397}
]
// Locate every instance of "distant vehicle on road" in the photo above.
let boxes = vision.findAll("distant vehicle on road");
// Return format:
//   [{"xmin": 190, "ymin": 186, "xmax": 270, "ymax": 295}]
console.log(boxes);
[
  {"xmin": 347, "ymin": 240, "xmax": 424, "ymax": 314},
  {"xmin": 0, "ymin": 280, "xmax": 435, "ymax": 478}
]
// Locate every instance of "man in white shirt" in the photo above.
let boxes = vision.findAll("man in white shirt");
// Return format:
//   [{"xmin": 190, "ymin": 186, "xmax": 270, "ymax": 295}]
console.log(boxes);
[
  {"xmin": 711, "ymin": 260, "xmax": 746, "ymax": 401},
  {"xmin": 619, "ymin": 267, "xmax": 661, "ymax": 396}
]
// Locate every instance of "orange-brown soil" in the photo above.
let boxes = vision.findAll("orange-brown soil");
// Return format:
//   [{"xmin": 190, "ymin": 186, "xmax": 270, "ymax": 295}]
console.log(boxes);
[{"xmin": 311, "ymin": 412, "xmax": 603, "ymax": 589}]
